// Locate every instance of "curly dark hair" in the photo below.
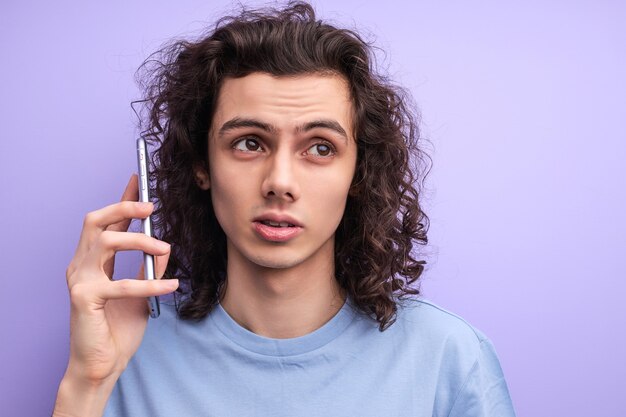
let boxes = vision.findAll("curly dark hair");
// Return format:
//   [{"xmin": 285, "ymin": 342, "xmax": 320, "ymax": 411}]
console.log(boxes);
[{"xmin": 134, "ymin": 1, "xmax": 430, "ymax": 331}]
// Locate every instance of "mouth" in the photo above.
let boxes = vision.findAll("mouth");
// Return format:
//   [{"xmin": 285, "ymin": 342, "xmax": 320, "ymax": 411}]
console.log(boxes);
[
  {"xmin": 252, "ymin": 213, "xmax": 303, "ymax": 228},
  {"xmin": 252, "ymin": 215, "xmax": 303, "ymax": 242},
  {"xmin": 258, "ymin": 220, "xmax": 296, "ymax": 228}
]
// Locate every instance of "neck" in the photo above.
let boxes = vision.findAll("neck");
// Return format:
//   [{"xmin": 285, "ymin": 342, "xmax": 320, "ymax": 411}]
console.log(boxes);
[{"xmin": 219, "ymin": 241, "xmax": 346, "ymax": 339}]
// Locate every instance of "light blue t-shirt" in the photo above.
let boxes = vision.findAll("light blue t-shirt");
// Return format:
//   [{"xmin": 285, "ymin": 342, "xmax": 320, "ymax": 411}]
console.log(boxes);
[{"xmin": 104, "ymin": 297, "xmax": 515, "ymax": 416}]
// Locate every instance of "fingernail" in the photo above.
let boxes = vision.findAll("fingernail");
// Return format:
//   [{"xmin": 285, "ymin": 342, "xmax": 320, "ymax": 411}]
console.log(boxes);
[{"xmin": 166, "ymin": 279, "xmax": 179, "ymax": 287}]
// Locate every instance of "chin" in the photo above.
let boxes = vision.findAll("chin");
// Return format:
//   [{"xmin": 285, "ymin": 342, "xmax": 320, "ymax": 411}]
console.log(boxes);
[{"xmin": 248, "ymin": 253, "xmax": 307, "ymax": 270}]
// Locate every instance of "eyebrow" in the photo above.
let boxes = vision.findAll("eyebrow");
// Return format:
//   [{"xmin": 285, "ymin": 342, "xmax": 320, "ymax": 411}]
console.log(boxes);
[
  {"xmin": 218, "ymin": 117, "xmax": 276, "ymax": 137},
  {"xmin": 297, "ymin": 120, "xmax": 348, "ymax": 143},
  {"xmin": 217, "ymin": 117, "xmax": 349, "ymax": 143}
]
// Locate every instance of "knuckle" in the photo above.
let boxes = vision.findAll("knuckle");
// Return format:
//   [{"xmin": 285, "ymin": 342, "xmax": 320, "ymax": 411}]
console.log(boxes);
[
  {"xmin": 120, "ymin": 200, "xmax": 140, "ymax": 215},
  {"xmin": 98, "ymin": 230, "xmax": 116, "ymax": 249},
  {"xmin": 119, "ymin": 200, "xmax": 134, "ymax": 212},
  {"xmin": 65, "ymin": 264, "xmax": 75, "ymax": 281},
  {"xmin": 116, "ymin": 279, "xmax": 134, "ymax": 295},
  {"xmin": 66, "ymin": 258, "xmax": 86, "ymax": 284},
  {"xmin": 83, "ymin": 211, "xmax": 99, "ymax": 228},
  {"xmin": 138, "ymin": 234, "xmax": 155, "ymax": 250},
  {"xmin": 69, "ymin": 282, "xmax": 91, "ymax": 308}
]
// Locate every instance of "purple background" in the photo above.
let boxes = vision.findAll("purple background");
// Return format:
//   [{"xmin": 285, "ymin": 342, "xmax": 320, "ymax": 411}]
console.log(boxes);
[{"xmin": 1, "ymin": 1, "xmax": 625, "ymax": 416}]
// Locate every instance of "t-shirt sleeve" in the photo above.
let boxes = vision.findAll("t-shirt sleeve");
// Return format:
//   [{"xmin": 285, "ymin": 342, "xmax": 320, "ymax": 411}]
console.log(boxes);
[{"xmin": 447, "ymin": 338, "xmax": 516, "ymax": 417}]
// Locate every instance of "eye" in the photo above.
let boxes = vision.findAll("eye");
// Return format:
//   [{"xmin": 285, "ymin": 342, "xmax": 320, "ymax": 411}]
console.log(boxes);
[
  {"xmin": 307, "ymin": 142, "xmax": 335, "ymax": 158},
  {"xmin": 233, "ymin": 137, "xmax": 263, "ymax": 152}
]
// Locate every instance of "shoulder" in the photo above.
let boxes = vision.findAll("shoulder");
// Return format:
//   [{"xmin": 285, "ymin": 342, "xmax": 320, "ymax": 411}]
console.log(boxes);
[
  {"xmin": 345, "ymin": 297, "xmax": 496, "ymax": 375},
  {"xmin": 386, "ymin": 298, "xmax": 494, "ymax": 378},
  {"xmin": 395, "ymin": 297, "xmax": 489, "ymax": 346},
  {"xmin": 389, "ymin": 298, "xmax": 516, "ymax": 416}
]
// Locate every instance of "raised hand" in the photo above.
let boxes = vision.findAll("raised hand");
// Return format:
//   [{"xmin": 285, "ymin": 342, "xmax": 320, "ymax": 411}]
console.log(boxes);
[{"xmin": 53, "ymin": 174, "xmax": 178, "ymax": 417}]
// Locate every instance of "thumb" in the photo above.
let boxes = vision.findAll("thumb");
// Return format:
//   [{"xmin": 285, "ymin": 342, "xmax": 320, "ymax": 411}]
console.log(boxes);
[
  {"xmin": 135, "ymin": 261, "xmax": 145, "ymax": 280},
  {"xmin": 155, "ymin": 250, "xmax": 171, "ymax": 280},
  {"xmin": 135, "ymin": 251, "xmax": 171, "ymax": 280}
]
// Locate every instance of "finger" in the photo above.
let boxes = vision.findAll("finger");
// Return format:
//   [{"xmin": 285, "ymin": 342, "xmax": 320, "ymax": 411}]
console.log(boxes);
[
  {"xmin": 97, "ymin": 278, "xmax": 179, "ymax": 302},
  {"xmin": 70, "ymin": 174, "xmax": 138, "ymax": 257},
  {"xmin": 107, "ymin": 174, "xmax": 141, "ymax": 233},
  {"xmin": 88, "ymin": 200, "xmax": 153, "ymax": 231},
  {"xmin": 135, "ymin": 262, "xmax": 145, "ymax": 280},
  {"xmin": 78, "ymin": 200, "xmax": 154, "ymax": 250},
  {"xmin": 121, "ymin": 173, "xmax": 139, "ymax": 201},
  {"xmin": 84, "ymin": 231, "xmax": 170, "ymax": 274},
  {"xmin": 155, "ymin": 250, "xmax": 171, "ymax": 280},
  {"xmin": 71, "ymin": 201, "xmax": 155, "ymax": 273},
  {"xmin": 134, "ymin": 250, "xmax": 171, "ymax": 280}
]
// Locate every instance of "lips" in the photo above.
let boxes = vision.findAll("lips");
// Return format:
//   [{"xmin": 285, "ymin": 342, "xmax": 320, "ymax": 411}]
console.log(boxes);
[
  {"xmin": 252, "ymin": 213, "xmax": 303, "ymax": 242},
  {"xmin": 252, "ymin": 213, "xmax": 303, "ymax": 228},
  {"xmin": 259, "ymin": 220, "xmax": 295, "ymax": 228}
]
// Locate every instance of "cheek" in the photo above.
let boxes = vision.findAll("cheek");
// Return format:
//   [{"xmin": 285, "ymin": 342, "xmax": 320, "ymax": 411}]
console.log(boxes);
[
  {"xmin": 208, "ymin": 163, "xmax": 248, "ymax": 232},
  {"xmin": 307, "ymin": 171, "xmax": 352, "ymax": 225}
]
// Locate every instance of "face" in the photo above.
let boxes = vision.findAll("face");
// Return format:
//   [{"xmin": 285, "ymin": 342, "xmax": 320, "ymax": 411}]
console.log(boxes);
[{"xmin": 198, "ymin": 72, "xmax": 357, "ymax": 272}]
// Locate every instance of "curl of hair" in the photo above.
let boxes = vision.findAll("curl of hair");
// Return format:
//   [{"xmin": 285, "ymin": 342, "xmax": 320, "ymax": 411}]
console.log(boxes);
[{"xmin": 134, "ymin": 1, "xmax": 430, "ymax": 331}]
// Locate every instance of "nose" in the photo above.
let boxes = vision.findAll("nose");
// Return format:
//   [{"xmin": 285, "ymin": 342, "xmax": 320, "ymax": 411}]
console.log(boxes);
[{"xmin": 260, "ymin": 149, "xmax": 301, "ymax": 202}]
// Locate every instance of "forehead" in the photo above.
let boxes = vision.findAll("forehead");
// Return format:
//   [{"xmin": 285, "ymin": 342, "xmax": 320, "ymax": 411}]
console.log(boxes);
[{"xmin": 212, "ymin": 72, "xmax": 354, "ymax": 138}]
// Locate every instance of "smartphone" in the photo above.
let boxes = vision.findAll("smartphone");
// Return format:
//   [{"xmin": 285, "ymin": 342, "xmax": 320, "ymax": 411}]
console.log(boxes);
[{"xmin": 136, "ymin": 137, "xmax": 160, "ymax": 318}]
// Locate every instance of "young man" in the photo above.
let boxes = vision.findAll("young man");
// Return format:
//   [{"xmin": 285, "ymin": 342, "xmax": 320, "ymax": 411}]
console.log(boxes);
[{"xmin": 54, "ymin": 3, "xmax": 515, "ymax": 416}]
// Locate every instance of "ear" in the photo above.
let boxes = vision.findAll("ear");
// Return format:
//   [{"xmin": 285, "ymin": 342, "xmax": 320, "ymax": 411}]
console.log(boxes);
[{"xmin": 193, "ymin": 163, "xmax": 211, "ymax": 190}]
